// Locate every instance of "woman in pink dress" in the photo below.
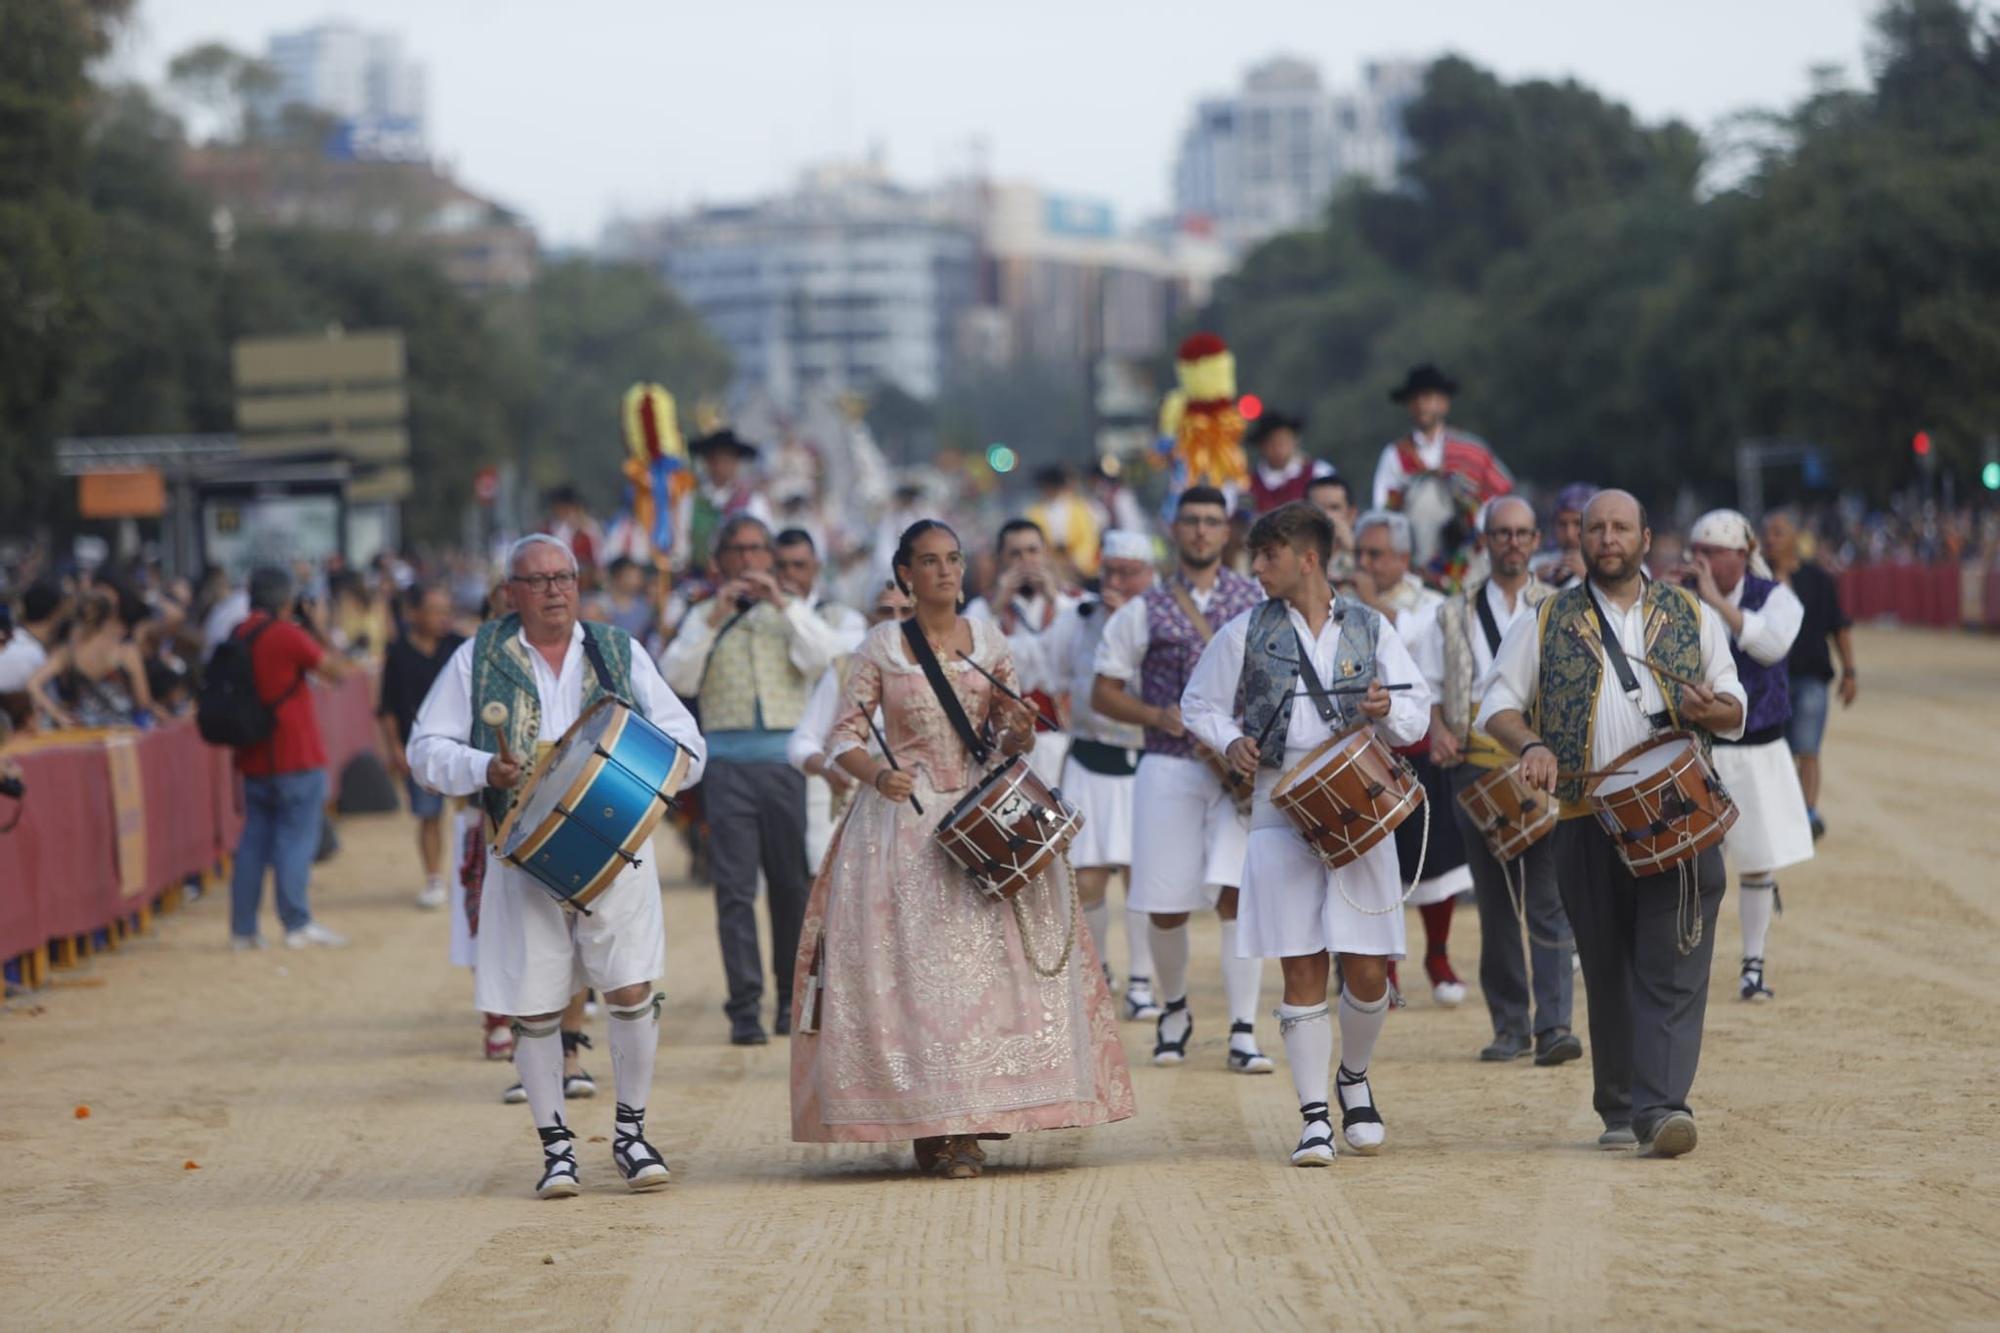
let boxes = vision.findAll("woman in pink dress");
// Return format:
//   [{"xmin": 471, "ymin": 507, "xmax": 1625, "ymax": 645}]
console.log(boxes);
[{"xmin": 791, "ymin": 521, "xmax": 1135, "ymax": 1178}]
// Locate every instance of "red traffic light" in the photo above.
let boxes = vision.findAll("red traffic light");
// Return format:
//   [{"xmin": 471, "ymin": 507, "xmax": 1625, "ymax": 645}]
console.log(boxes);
[
  {"xmin": 1912, "ymin": 431, "xmax": 1932, "ymax": 457},
  {"xmin": 1238, "ymin": 394, "xmax": 1263, "ymax": 420}
]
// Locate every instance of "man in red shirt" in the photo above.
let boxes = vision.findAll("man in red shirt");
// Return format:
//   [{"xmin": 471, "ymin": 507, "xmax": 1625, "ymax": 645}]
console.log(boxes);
[{"xmin": 229, "ymin": 566, "xmax": 352, "ymax": 950}]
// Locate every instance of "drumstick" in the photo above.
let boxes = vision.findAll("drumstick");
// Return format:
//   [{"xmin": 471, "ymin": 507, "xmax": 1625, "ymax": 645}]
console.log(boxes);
[
  {"xmin": 1640, "ymin": 657, "xmax": 1709, "ymax": 694},
  {"xmin": 1558, "ymin": 767, "xmax": 1636, "ymax": 781},
  {"xmin": 864, "ymin": 712, "xmax": 924, "ymax": 816},
  {"xmin": 954, "ymin": 651, "xmax": 1063, "ymax": 732},
  {"xmin": 480, "ymin": 702, "xmax": 513, "ymax": 767}
]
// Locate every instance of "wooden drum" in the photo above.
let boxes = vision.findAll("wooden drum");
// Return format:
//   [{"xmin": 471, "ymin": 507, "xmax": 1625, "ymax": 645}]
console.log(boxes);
[
  {"xmin": 1271, "ymin": 724, "xmax": 1423, "ymax": 870},
  {"xmin": 1456, "ymin": 764, "xmax": 1559, "ymax": 862},
  {"xmin": 1584, "ymin": 732, "xmax": 1738, "ymax": 875}
]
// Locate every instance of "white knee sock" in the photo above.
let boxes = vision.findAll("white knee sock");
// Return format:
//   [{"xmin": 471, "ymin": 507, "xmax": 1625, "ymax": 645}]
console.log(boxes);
[
  {"xmin": 606, "ymin": 994, "xmax": 661, "ymax": 1118},
  {"xmin": 1740, "ymin": 876, "xmax": 1776, "ymax": 960},
  {"xmin": 1125, "ymin": 907, "xmax": 1155, "ymax": 980},
  {"xmin": 1082, "ymin": 899, "xmax": 1111, "ymax": 967},
  {"xmin": 1337, "ymin": 988, "xmax": 1390, "ymax": 1097},
  {"xmin": 1277, "ymin": 1001, "xmax": 1333, "ymax": 1109},
  {"xmin": 1218, "ymin": 920, "xmax": 1263, "ymax": 1043},
  {"xmin": 1149, "ymin": 921, "xmax": 1190, "ymax": 1003},
  {"xmin": 511, "ymin": 1020, "xmax": 566, "ymax": 1130}
]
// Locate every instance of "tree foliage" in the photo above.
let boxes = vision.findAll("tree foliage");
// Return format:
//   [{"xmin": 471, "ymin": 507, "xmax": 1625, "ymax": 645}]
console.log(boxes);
[{"xmin": 1203, "ymin": 0, "xmax": 2000, "ymax": 506}]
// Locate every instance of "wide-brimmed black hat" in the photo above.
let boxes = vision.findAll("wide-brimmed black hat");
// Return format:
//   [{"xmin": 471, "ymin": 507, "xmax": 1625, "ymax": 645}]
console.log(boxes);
[
  {"xmin": 1246, "ymin": 411, "xmax": 1306, "ymax": 445},
  {"xmin": 688, "ymin": 428, "xmax": 760, "ymax": 460},
  {"xmin": 1388, "ymin": 363, "xmax": 1459, "ymax": 403}
]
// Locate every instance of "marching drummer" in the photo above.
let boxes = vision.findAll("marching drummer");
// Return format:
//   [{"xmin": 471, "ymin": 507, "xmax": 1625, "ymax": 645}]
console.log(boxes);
[
  {"xmin": 1477, "ymin": 490, "xmax": 1743, "ymax": 1159},
  {"xmin": 1181, "ymin": 503, "xmax": 1433, "ymax": 1167},
  {"xmin": 408, "ymin": 534, "xmax": 707, "ymax": 1200}
]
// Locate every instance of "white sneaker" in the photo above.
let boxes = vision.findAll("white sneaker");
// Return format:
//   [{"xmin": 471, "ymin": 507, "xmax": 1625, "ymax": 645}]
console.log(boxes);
[
  {"xmin": 230, "ymin": 934, "xmax": 264, "ymax": 952},
  {"xmin": 1432, "ymin": 980, "xmax": 1468, "ymax": 1008},
  {"xmin": 415, "ymin": 883, "xmax": 447, "ymax": 910},
  {"xmin": 284, "ymin": 922, "xmax": 348, "ymax": 949}
]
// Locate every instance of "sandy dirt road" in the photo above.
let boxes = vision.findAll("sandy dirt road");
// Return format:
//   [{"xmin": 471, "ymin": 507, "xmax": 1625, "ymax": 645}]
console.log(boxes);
[{"xmin": 4, "ymin": 624, "xmax": 1997, "ymax": 1330}]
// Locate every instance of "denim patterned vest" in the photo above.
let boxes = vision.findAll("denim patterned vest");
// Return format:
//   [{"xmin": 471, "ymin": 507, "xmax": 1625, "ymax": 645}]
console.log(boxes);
[
  {"xmin": 1726, "ymin": 575, "xmax": 1792, "ymax": 740},
  {"xmin": 1239, "ymin": 596, "xmax": 1383, "ymax": 770},
  {"xmin": 1139, "ymin": 569, "xmax": 1262, "ymax": 757},
  {"xmin": 1533, "ymin": 581, "xmax": 1703, "ymax": 806},
  {"xmin": 468, "ymin": 614, "xmax": 634, "ymax": 829}
]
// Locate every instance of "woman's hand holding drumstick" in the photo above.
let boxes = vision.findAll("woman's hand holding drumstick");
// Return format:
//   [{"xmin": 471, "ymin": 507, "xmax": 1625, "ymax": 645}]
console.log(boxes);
[{"xmin": 481, "ymin": 701, "xmax": 525, "ymax": 790}]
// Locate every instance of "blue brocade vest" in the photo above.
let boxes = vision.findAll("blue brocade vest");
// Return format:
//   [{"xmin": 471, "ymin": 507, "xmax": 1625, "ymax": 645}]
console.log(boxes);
[{"xmin": 1239, "ymin": 596, "xmax": 1383, "ymax": 770}]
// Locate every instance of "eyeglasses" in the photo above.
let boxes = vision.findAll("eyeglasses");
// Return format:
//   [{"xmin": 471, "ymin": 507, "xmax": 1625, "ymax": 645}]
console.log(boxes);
[
  {"xmin": 1485, "ymin": 527, "xmax": 1538, "ymax": 544},
  {"xmin": 509, "ymin": 571, "xmax": 578, "ymax": 593}
]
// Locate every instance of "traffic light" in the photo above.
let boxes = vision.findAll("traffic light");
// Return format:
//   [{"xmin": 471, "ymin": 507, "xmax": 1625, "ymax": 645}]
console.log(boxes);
[
  {"xmin": 1982, "ymin": 461, "xmax": 2000, "ymax": 491},
  {"xmin": 1237, "ymin": 394, "xmax": 1263, "ymax": 421},
  {"xmin": 1911, "ymin": 430, "xmax": 1932, "ymax": 458}
]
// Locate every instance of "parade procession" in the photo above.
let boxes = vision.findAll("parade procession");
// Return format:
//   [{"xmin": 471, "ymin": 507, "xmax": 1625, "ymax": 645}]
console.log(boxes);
[{"xmin": 5, "ymin": 3, "xmax": 2000, "ymax": 1328}]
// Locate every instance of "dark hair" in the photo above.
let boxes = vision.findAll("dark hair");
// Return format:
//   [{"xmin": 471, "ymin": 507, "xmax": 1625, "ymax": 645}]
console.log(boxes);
[
  {"xmin": 1245, "ymin": 412, "xmax": 1305, "ymax": 446},
  {"xmin": 1305, "ymin": 473, "xmax": 1350, "ymax": 502},
  {"xmin": 774, "ymin": 527, "xmax": 816, "ymax": 552},
  {"xmin": 892, "ymin": 519, "xmax": 960, "ymax": 594},
  {"xmin": 606, "ymin": 555, "xmax": 637, "ymax": 578},
  {"xmin": 1247, "ymin": 502, "xmax": 1336, "ymax": 568},
  {"xmin": 400, "ymin": 580, "xmax": 448, "ymax": 613},
  {"xmin": 1176, "ymin": 485, "xmax": 1229, "ymax": 516},
  {"xmin": 1033, "ymin": 464, "xmax": 1069, "ymax": 490},
  {"xmin": 247, "ymin": 566, "xmax": 294, "ymax": 615},
  {"xmin": 994, "ymin": 518, "xmax": 1044, "ymax": 553},
  {"xmin": 21, "ymin": 580, "xmax": 62, "ymax": 624},
  {"xmin": 714, "ymin": 513, "xmax": 771, "ymax": 552}
]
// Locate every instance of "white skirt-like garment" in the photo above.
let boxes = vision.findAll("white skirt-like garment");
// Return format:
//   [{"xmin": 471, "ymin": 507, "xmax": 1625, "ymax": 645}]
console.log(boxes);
[
  {"xmin": 1238, "ymin": 824, "xmax": 1408, "ymax": 961},
  {"xmin": 472, "ymin": 854, "xmax": 666, "ymax": 1017},
  {"xmin": 1060, "ymin": 760, "xmax": 1135, "ymax": 869},
  {"xmin": 1714, "ymin": 738, "xmax": 1816, "ymax": 873},
  {"xmin": 1127, "ymin": 754, "xmax": 1248, "ymax": 911}
]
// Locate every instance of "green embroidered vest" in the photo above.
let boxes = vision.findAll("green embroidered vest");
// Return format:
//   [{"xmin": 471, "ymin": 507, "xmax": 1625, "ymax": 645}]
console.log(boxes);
[
  {"xmin": 1533, "ymin": 581, "xmax": 1704, "ymax": 807},
  {"xmin": 468, "ymin": 613, "xmax": 634, "ymax": 828}
]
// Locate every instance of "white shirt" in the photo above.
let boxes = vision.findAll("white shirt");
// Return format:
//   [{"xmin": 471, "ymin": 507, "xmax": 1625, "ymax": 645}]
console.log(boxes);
[
  {"xmin": 202, "ymin": 590, "xmax": 250, "ymax": 653},
  {"xmin": 1726, "ymin": 579, "xmax": 1804, "ymax": 667},
  {"xmin": 1044, "ymin": 601, "xmax": 1144, "ymax": 748},
  {"xmin": 1409, "ymin": 579, "xmax": 1538, "ymax": 699},
  {"xmin": 408, "ymin": 622, "xmax": 706, "ymax": 797},
  {"xmin": 1091, "ymin": 578, "xmax": 1224, "ymax": 684},
  {"xmin": 964, "ymin": 589, "xmax": 1079, "ymax": 694},
  {"xmin": 1181, "ymin": 599, "xmax": 1433, "ymax": 771},
  {"xmin": 1475, "ymin": 581, "xmax": 1747, "ymax": 770},
  {"xmin": 655, "ymin": 595, "xmax": 853, "ymax": 699},
  {"xmin": 786, "ymin": 667, "xmax": 843, "ymax": 773},
  {"xmin": 1371, "ymin": 427, "xmax": 1446, "ymax": 509},
  {"xmin": 0, "ymin": 629, "xmax": 50, "ymax": 693}
]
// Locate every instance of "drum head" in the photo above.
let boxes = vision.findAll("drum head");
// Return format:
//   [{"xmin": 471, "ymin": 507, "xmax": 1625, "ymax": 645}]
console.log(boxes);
[
  {"xmin": 1592, "ymin": 735, "xmax": 1691, "ymax": 796},
  {"xmin": 500, "ymin": 700, "xmax": 620, "ymax": 856}
]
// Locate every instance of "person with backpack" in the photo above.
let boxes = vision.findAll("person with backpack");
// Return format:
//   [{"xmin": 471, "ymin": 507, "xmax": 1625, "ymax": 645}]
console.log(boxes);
[{"xmin": 207, "ymin": 565, "xmax": 352, "ymax": 950}]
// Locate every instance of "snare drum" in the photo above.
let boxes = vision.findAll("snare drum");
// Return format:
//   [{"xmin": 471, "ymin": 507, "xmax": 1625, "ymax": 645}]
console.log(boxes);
[
  {"xmin": 935, "ymin": 756, "xmax": 1083, "ymax": 901},
  {"xmin": 493, "ymin": 696, "xmax": 693, "ymax": 910},
  {"xmin": 1585, "ymin": 732, "xmax": 1737, "ymax": 874},
  {"xmin": 1271, "ymin": 724, "xmax": 1424, "ymax": 870},
  {"xmin": 1456, "ymin": 764, "xmax": 1558, "ymax": 862}
]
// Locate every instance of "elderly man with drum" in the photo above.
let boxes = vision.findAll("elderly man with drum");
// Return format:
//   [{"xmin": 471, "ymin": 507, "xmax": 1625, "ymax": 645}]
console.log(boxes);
[
  {"xmin": 1478, "ymin": 490, "xmax": 1744, "ymax": 1159},
  {"xmin": 1411, "ymin": 495, "xmax": 1578, "ymax": 1064},
  {"xmin": 408, "ymin": 534, "xmax": 707, "ymax": 1199},
  {"xmin": 1182, "ymin": 503, "xmax": 1433, "ymax": 1168}
]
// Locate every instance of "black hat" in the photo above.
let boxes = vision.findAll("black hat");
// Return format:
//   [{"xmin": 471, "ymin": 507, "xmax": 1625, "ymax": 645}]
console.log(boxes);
[
  {"xmin": 1246, "ymin": 411, "xmax": 1306, "ymax": 446},
  {"xmin": 688, "ymin": 428, "xmax": 760, "ymax": 460},
  {"xmin": 1388, "ymin": 363, "xmax": 1459, "ymax": 403}
]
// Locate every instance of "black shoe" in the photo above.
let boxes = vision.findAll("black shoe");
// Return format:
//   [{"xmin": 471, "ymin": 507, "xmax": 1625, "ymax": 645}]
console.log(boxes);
[
  {"xmin": 1534, "ymin": 1029, "xmax": 1584, "ymax": 1066},
  {"xmin": 1151, "ymin": 998, "xmax": 1191, "ymax": 1066},
  {"xmin": 1480, "ymin": 1031, "xmax": 1531, "ymax": 1062},
  {"xmin": 535, "ymin": 1120, "xmax": 580, "ymax": 1200},
  {"xmin": 1739, "ymin": 957, "xmax": 1774, "ymax": 1002},
  {"xmin": 774, "ymin": 1009, "xmax": 792, "ymax": 1038},
  {"xmin": 730, "ymin": 1026, "xmax": 769, "ymax": 1046},
  {"xmin": 612, "ymin": 1103, "xmax": 671, "ymax": 1191},
  {"xmin": 1808, "ymin": 811, "xmax": 1826, "ymax": 841}
]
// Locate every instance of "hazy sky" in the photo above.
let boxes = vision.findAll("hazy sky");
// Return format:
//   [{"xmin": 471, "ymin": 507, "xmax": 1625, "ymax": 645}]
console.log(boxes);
[{"xmin": 116, "ymin": 1, "xmax": 1880, "ymax": 246}]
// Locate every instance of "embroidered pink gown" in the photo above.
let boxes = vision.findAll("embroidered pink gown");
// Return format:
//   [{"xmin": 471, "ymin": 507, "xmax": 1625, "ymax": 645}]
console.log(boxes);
[{"xmin": 790, "ymin": 618, "xmax": 1135, "ymax": 1143}]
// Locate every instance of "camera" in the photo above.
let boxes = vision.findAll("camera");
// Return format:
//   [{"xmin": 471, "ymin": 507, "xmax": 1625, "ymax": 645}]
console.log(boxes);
[{"xmin": 0, "ymin": 773, "xmax": 22, "ymax": 801}]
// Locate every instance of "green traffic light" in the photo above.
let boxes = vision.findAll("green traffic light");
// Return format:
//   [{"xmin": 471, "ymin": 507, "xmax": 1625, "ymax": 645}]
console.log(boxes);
[{"xmin": 1983, "ymin": 461, "xmax": 2000, "ymax": 491}]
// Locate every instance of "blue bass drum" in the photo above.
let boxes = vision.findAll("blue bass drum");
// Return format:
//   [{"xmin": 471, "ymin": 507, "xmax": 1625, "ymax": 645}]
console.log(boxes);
[{"xmin": 493, "ymin": 697, "xmax": 692, "ymax": 910}]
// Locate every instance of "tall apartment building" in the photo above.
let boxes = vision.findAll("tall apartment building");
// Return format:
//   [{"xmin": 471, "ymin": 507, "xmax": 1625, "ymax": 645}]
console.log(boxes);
[
  {"xmin": 258, "ymin": 22, "xmax": 429, "ymax": 158},
  {"xmin": 1173, "ymin": 55, "xmax": 1423, "ymax": 252}
]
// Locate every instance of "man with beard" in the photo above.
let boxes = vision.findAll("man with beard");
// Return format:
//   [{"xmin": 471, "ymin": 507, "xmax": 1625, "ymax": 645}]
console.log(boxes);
[
  {"xmin": 1091, "ymin": 488, "xmax": 1271, "ymax": 1067},
  {"xmin": 1479, "ymin": 490, "xmax": 1745, "ymax": 1159}
]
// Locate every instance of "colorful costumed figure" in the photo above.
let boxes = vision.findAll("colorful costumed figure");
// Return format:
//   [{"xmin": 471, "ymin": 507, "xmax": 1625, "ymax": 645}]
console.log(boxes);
[
  {"xmin": 614, "ymin": 383, "xmax": 696, "ymax": 570},
  {"xmin": 1156, "ymin": 333, "xmax": 1250, "ymax": 507}
]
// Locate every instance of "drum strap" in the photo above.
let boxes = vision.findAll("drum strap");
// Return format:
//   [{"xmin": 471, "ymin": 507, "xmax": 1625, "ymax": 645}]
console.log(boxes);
[
  {"xmin": 1290, "ymin": 628, "xmax": 1342, "ymax": 727},
  {"xmin": 901, "ymin": 618, "xmax": 991, "ymax": 766},
  {"xmin": 1473, "ymin": 584, "xmax": 1505, "ymax": 655},
  {"xmin": 1587, "ymin": 588, "xmax": 1645, "ymax": 703},
  {"xmin": 579, "ymin": 629, "xmax": 626, "ymax": 703}
]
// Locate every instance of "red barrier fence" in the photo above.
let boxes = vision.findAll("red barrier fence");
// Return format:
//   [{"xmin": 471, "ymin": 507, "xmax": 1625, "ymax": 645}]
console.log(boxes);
[
  {"xmin": 1837, "ymin": 561, "xmax": 1998, "ymax": 629},
  {"xmin": 1, "ymin": 672, "xmax": 381, "ymax": 974}
]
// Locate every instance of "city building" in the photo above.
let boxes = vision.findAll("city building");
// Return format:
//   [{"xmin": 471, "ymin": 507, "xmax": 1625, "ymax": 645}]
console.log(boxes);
[
  {"xmin": 1173, "ymin": 55, "xmax": 1424, "ymax": 252},
  {"xmin": 605, "ymin": 161, "xmax": 980, "ymax": 407},
  {"xmin": 257, "ymin": 21, "xmax": 429, "ymax": 158}
]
